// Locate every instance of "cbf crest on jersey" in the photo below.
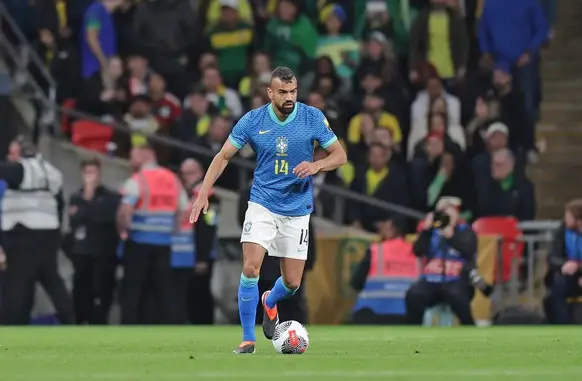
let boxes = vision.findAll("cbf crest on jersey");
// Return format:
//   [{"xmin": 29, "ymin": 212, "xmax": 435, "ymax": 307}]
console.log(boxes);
[{"xmin": 276, "ymin": 136, "xmax": 288, "ymax": 157}]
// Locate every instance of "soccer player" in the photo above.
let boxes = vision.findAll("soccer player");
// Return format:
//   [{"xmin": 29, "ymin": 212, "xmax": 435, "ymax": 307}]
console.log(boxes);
[{"xmin": 189, "ymin": 67, "xmax": 347, "ymax": 353}]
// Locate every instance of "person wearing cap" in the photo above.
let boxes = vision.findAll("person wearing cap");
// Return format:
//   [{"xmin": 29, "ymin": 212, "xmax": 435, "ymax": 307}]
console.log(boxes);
[
  {"xmin": 471, "ymin": 122, "xmax": 510, "ymax": 178},
  {"xmin": 0, "ymin": 136, "xmax": 75, "ymax": 324},
  {"xmin": 202, "ymin": 0, "xmax": 255, "ymax": 32},
  {"xmin": 207, "ymin": 0, "xmax": 254, "ymax": 88},
  {"xmin": 405, "ymin": 196, "xmax": 477, "ymax": 325},
  {"xmin": 317, "ymin": 3, "xmax": 360, "ymax": 79}
]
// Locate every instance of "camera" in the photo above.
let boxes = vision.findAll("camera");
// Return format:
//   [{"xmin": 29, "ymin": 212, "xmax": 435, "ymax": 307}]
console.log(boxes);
[{"xmin": 431, "ymin": 211, "xmax": 451, "ymax": 229}]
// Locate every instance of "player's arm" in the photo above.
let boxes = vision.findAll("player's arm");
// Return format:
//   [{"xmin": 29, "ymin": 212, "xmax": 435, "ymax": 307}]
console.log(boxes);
[
  {"xmin": 196, "ymin": 140, "xmax": 239, "ymax": 197},
  {"xmin": 314, "ymin": 110, "xmax": 346, "ymax": 172},
  {"xmin": 314, "ymin": 140, "xmax": 347, "ymax": 172}
]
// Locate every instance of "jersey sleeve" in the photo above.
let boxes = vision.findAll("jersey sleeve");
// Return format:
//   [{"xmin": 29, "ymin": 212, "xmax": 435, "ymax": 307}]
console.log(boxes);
[
  {"xmin": 228, "ymin": 111, "xmax": 253, "ymax": 149},
  {"xmin": 120, "ymin": 178, "xmax": 140, "ymax": 206},
  {"xmin": 313, "ymin": 109, "xmax": 338, "ymax": 149}
]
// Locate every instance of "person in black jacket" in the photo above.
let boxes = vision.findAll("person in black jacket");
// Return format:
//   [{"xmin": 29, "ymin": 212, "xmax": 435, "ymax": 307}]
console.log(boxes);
[
  {"xmin": 238, "ymin": 181, "xmax": 314, "ymax": 324},
  {"xmin": 405, "ymin": 197, "xmax": 477, "ymax": 325},
  {"xmin": 545, "ymin": 200, "xmax": 582, "ymax": 324},
  {"xmin": 64, "ymin": 158, "xmax": 120, "ymax": 324}
]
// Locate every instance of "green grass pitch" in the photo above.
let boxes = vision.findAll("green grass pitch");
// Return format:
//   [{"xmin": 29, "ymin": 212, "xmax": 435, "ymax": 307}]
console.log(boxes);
[{"xmin": 0, "ymin": 326, "xmax": 580, "ymax": 380}]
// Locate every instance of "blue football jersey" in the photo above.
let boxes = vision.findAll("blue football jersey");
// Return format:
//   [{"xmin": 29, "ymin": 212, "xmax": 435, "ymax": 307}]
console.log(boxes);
[{"xmin": 229, "ymin": 102, "xmax": 338, "ymax": 216}]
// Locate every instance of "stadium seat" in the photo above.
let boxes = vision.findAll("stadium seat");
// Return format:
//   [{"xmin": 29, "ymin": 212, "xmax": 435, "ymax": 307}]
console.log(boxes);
[
  {"xmin": 423, "ymin": 304, "xmax": 454, "ymax": 327},
  {"xmin": 71, "ymin": 119, "xmax": 114, "ymax": 154},
  {"xmin": 60, "ymin": 98, "xmax": 76, "ymax": 135},
  {"xmin": 472, "ymin": 217, "xmax": 524, "ymax": 283}
]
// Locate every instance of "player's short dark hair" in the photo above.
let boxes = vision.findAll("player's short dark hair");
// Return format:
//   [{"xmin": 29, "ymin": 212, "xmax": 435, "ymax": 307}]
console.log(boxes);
[
  {"xmin": 270, "ymin": 66, "xmax": 296, "ymax": 84},
  {"xmin": 80, "ymin": 157, "xmax": 101, "ymax": 170}
]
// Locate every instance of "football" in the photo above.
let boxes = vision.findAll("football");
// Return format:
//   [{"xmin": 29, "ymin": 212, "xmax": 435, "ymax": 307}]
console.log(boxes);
[{"xmin": 272, "ymin": 320, "xmax": 309, "ymax": 354}]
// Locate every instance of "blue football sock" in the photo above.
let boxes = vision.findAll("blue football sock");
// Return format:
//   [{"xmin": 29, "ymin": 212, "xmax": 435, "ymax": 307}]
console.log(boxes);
[
  {"xmin": 265, "ymin": 276, "xmax": 298, "ymax": 309},
  {"xmin": 238, "ymin": 273, "xmax": 259, "ymax": 342}
]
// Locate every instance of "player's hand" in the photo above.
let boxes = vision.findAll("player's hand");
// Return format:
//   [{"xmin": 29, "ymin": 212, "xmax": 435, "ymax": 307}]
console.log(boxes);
[
  {"xmin": 189, "ymin": 194, "xmax": 209, "ymax": 224},
  {"xmin": 293, "ymin": 161, "xmax": 322, "ymax": 179},
  {"xmin": 561, "ymin": 260, "xmax": 578, "ymax": 275}
]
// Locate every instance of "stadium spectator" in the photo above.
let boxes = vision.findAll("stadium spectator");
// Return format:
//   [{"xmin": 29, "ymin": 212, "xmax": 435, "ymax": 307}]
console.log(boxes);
[
  {"xmin": 206, "ymin": 0, "xmax": 255, "ymax": 88},
  {"xmin": 409, "ymin": 0, "xmax": 468, "ymax": 88},
  {"xmin": 411, "ymin": 76, "xmax": 461, "ymax": 132},
  {"xmin": 409, "ymin": 146, "xmax": 474, "ymax": 217},
  {"xmin": 464, "ymin": 94, "xmax": 499, "ymax": 157},
  {"xmin": 64, "ymin": 158, "xmax": 120, "ymax": 325},
  {"xmin": 35, "ymin": 0, "xmax": 74, "ymax": 45},
  {"xmin": 238, "ymin": 52, "xmax": 273, "ymax": 107},
  {"xmin": 478, "ymin": 0, "xmax": 548, "ymax": 127},
  {"xmin": 347, "ymin": 90, "xmax": 403, "ymax": 164},
  {"xmin": 171, "ymin": 87, "xmax": 217, "ymax": 161},
  {"xmin": 132, "ymin": 0, "xmax": 197, "ymax": 97},
  {"xmin": 113, "ymin": 94, "xmax": 160, "ymax": 158},
  {"xmin": 81, "ymin": 0, "xmax": 121, "ymax": 79},
  {"xmin": 77, "ymin": 56, "xmax": 125, "ymax": 117},
  {"xmin": 475, "ymin": 148, "xmax": 535, "ymax": 221},
  {"xmin": 349, "ymin": 142, "xmax": 408, "ymax": 232},
  {"xmin": 148, "ymin": 73, "xmax": 182, "ymax": 129},
  {"xmin": 193, "ymin": 115, "xmax": 239, "ymax": 191},
  {"xmin": 201, "ymin": 66, "xmax": 243, "ymax": 119},
  {"xmin": 122, "ymin": 53, "xmax": 150, "ymax": 99},
  {"xmin": 201, "ymin": 0, "xmax": 256, "ymax": 32},
  {"xmin": 546, "ymin": 199, "xmax": 582, "ymax": 324},
  {"xmin": 316, "ymin": 3, "xmax": 360, "ymax": 80},
  {"xmin": 263, "ymin": 0, "xmax": 318, "ymax": 75},
  {"xmin": 302, "ymin": 55, "xmax": 350, "ymax": 100},
  {"xmin": 408, "ymin": 108, "xmax": 465, "ymax": 161},
  {"xmin": 307, "ymin": 91, "xmax": 344, "ymax": 140},
  {"xmin": 491, "ymin": 69, "xmax": 534, "ymax": 160}
]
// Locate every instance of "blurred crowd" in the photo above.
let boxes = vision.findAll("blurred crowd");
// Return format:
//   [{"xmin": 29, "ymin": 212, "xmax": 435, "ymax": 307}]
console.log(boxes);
[{"xmin": 5, "ymin": 0, "xmax": 556, "ymax": 233}]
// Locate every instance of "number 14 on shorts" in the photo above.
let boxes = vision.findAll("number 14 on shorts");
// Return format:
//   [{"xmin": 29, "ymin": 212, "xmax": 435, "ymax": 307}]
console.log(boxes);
[{"xmin": 299, "ymin": 229, "xmax": 308, "ymax": 245}]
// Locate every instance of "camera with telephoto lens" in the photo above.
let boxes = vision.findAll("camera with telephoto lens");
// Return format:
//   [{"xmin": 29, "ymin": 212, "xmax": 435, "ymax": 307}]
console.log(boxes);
[
  {"xmin": 469, "ymin": 268, "xmax": 494, "ymax": 297},
  {"xmin": 431, "ymin": 211, "xmax": 451, "ymax": 229}
]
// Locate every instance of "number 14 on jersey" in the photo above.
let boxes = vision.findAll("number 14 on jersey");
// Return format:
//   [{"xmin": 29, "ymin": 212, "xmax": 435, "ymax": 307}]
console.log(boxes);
[{"xmin": 274, "ymin": 159, "xmax": 289, "ymax": 175}]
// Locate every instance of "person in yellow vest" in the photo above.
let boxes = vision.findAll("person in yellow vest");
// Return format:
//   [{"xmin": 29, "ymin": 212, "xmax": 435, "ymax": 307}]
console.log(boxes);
[
  {"xmin": 117, "ymin": 142, "xmax": 190, "ymax": 324},
  {"xmin": 171, "ymin": 159, "xmax": 220, "ymax": 324}
]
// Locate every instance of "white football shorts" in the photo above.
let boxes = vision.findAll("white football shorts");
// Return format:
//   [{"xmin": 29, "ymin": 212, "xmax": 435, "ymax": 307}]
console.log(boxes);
[{"xmin": 240, "ymin": 201, "xmax": 310, "ymax": 260}]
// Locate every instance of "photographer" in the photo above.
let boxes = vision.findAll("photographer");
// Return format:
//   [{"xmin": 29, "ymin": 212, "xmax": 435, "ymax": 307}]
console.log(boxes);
[{"xmin": 405, "ymin": 197, "xmax": 477, "ymax": 325}]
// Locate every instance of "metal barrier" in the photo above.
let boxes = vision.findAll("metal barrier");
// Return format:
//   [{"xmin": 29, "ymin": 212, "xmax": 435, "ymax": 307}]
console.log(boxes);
[
  {"xmin": 0, "ymin": 2, "xmax": 59, "ymax": 133},
  {"xmin": 493, "ymin": 221, "xmax": 560, "ymax": 312}
]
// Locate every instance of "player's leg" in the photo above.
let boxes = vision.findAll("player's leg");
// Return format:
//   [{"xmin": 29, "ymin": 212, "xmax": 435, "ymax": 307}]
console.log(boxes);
[
  {"xmin": 262, "ymin": 214, "xmax": 309, "ymax": 338},
  {"xmin": 235, "ymin": 202, "xmax": 276, "ymax": 353}
]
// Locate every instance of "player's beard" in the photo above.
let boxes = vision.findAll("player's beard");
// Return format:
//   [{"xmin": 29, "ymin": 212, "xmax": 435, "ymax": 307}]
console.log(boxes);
[{"xmin": 277, "ymin": 101, "xmax": 295, "ymax": 115}]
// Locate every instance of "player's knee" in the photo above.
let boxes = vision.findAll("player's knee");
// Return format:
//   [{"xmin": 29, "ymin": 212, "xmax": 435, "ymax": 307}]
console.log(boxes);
[
  {"xmin": 283, "ymin": 278, "xmax": 301, "ymax": 291},
  {"xmin": 242, "ymin": 263, "xmax": 260, "ymax": 279}
]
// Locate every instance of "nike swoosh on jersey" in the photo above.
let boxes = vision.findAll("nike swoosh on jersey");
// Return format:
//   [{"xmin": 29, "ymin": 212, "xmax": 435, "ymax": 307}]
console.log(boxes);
[
  {"xmin": 241, "ymin": 297, "xmax": 253, "ymax": 302},
  {"xmin": 258, "ymin": 130, "xmax": 271, "ymax": 135}
]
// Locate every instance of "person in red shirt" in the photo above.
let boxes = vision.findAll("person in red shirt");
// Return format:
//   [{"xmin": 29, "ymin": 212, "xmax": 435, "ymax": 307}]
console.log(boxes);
[{"xmin": 148, "ymin": 73, "xmax": 182, "ymax": 129}]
